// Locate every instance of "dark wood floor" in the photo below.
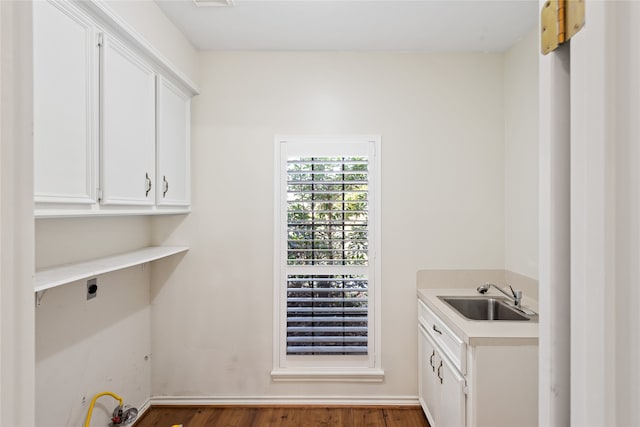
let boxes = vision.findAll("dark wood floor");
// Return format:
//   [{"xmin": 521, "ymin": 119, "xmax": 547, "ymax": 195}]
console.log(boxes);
[{"xmin": 134, "ymin": 405, "xmax": 430, "ymax": 427}]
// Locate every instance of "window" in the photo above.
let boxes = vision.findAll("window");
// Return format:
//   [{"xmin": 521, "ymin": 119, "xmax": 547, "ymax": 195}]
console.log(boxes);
[{"xmin": 272, "ymin": 136, "xmax": 382, "ymax": 381}]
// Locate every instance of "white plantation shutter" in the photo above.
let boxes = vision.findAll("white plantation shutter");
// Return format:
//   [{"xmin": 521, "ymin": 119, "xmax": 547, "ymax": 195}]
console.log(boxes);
[
  {"xmin": 278, "ymin": 139, "xmax": 377, "ymax": 360},
  {"xmin": 286, "ymin": 275, "xmax": 368, "ymax": 354}
]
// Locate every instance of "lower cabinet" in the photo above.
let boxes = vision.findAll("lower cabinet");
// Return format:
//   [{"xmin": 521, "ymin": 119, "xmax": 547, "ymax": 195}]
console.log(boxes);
[
  {"xmin": 417, "ymin": 299, "xmax": 539, "ymax": 427},
  {"xmin": 418, "ymin": 322, "xmax": 465, "ymax": 427}
]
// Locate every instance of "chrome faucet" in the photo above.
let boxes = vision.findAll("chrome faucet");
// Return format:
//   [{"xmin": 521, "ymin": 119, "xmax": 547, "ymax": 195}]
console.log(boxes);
[{"xmin": 476, "ymin": 283, "xmax": 523, "ymax": 307}]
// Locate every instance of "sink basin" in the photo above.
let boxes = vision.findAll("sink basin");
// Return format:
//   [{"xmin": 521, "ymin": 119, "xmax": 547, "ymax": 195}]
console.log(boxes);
[{"xmin": 439, "ymin": 296, "xmax": 536, "ymax": 321}]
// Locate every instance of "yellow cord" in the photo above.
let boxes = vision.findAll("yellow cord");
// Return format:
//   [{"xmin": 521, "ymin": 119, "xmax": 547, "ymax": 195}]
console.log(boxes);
[{"xmin": 84, "ymin": 391, "xmax": 123, "ymax": 427}]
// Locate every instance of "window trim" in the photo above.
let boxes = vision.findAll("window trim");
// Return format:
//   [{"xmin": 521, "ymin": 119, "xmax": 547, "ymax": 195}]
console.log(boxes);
[{"xmin": 271, "ymin": 135, "xmax": 383, "ymax": 382}]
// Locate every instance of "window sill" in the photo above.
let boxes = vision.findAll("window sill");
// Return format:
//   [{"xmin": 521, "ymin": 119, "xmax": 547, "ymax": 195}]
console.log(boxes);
[{"xmin": 270, "ymin": 368, "xmax": 385, "ymax": 383}]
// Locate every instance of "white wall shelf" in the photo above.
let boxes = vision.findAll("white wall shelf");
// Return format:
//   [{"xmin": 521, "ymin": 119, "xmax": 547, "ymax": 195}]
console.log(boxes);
[{"xmin": 34, "ymin": 245, "xmax": 188, "ymax": 293}]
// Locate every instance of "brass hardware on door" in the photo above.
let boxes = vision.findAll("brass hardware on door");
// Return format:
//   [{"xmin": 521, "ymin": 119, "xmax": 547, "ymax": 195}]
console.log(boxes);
[
  {"xmin": 163, "ymin": 176, "xmax": 169, "ymax": 197},
  {"xmin": 541, "ymin": 0, "xmax": 585, "ymax": 54},
  {"xmin": 145, "ymin": 172, "xmax": 152, "ymax": 197},
  {"xmin": 565, "ymin": 0, "xmax": 585, "ymax": 40}
]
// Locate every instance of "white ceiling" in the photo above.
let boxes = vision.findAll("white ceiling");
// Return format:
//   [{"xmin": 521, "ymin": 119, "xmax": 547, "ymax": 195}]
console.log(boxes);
[{"xmin": 155, "ymin": 0, "xmax": 539, "ymax": 52}]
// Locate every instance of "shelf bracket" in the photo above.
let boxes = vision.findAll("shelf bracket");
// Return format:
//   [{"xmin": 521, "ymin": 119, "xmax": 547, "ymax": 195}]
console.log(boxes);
[{"xmin": 35, "ymin": 289, "xmax": 47, "ymax": 307}]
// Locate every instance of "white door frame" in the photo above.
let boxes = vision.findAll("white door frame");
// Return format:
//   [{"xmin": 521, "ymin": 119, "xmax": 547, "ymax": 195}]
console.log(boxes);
[
  {"xmin": 569, "ymin": 1, "xmax": 612, "ymax": 425},
  {"xmin": 541, "ymin": 1, "xmax": 640, "ymax": 425},
  {"xmin": 0, "ymin": 1, "xmax": 36, "ymax": 426},
  {"xmin": 570, "ymin": 1, "xmax": 640, "ymax": 426},
  {"xmin": 538, "ymin": 2, "xmax": 571, "ymax": 423}
]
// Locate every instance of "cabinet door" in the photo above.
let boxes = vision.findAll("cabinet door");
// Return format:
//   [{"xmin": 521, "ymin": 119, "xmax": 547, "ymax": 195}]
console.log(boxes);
[
  {"xmin": 418, "ymin": 324, "xmax": 439, "ymax": 427},
  {"xmin": 100, "ymin": 34, "xmax": 156, "ymax": 206},
  {"xmin": 33, "ymin": 0, "xmax": 97, "ymax": 204},
  {"xmin": 438, "ymin": 351, "xmax": 466, "ymax": 427},
  {"xmin": 156, "ymin": 77, "xmax": 190, "ymax": 207}
]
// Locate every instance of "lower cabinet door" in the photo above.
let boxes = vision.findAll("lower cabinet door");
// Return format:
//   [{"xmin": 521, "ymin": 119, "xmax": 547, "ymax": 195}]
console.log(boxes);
[
  {"xmin": 438, "ymin": 351, "xmax": 466, "ymax": 427},
  {"xmin": 419, "ymin": 324, "xmax": 440, "ymax": 426}
]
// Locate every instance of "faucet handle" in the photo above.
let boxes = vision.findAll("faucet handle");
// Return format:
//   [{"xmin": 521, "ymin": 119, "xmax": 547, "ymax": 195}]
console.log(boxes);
[{"xmin": 509, "ymin": 285, "xmax": 523, "ymax": 306}]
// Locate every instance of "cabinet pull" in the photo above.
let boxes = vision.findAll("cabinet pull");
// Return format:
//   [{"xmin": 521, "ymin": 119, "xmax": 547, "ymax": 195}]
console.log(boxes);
[
  {"xmin": 432, "ymin": 324, "xmax": 442, "ymax": 335},
  {"xmin": 429, "ymin": 350, "xmax": 436, "ymax": 371},
  {"xmin": 437, "ymin": 361, "xmax": 443, "ymax": 384},
  {"xmin": 163, "ymin": 176, "xmax": 169, "ymax": 197},
  {"xmin": 145, "ymin": 172, "xmax": 152, "ymax": 197}
]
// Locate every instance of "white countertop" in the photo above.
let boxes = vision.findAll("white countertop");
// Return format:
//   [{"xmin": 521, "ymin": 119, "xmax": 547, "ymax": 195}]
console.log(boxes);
[{"xmin": 417, "ymin": 288, "xmax": 539, "ymax": 345}]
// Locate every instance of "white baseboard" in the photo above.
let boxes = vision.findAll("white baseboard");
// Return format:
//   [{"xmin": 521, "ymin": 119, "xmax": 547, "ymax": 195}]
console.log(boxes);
[
  {"xmin": 136, "ymin": 397, "xmax": 151, "ymax": 418},
  {"xmin": 149, "ymin": 395, "xmax": 420, "ymax": 406}
]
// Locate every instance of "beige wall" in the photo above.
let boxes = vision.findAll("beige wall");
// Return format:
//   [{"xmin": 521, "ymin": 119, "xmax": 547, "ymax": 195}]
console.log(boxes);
[
  {"xmin": 104, "ymin": 0, "xmax": 200, "ymax": 88},
  {"xmin": 35, "ymin": 264, "xmax": 151, "ymax": 426},
  {"xmin": 150, "ymin": 51, "xmax": 506, "ymax": 398},
  {"xmin": 35, "ymin": 218, "xmax": 152, "ymax": 426},
  {"xmin": 34, "ymin": 1, "xmax": 199, "ymax": 424},
  {"xmin": 504, "ymin": 29, "xmax": 539, "ymax": 280}
]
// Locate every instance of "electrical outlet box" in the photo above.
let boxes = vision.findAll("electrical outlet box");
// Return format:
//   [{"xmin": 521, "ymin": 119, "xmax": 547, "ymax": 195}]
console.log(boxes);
[{"xmin": 87, "ymin": 278, "xmax": 98, "ymax": 300}]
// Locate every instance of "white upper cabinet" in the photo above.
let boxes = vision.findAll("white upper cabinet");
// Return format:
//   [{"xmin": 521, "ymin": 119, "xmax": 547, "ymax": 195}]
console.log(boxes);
[
  {"xmin": 32, "ymin": 0, "xmax": 199, "ymax": 217},
  {"xmin": 33, "ymin": 0, "xmax": 97, "ymax": 205},
  {"xmin": 100, "ymin": 34, "xmax": 157, "ymax": 206},
  {"xmin": 156, "ymin": 78, "xmax": 190, "ymax": 207}
]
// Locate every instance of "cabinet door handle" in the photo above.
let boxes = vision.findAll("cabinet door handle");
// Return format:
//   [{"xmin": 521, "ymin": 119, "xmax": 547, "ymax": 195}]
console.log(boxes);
[
  {"xmin": 429, "ymin": 350, "xmax": 436, "ymax": 371},
  {"xmin": 145, "ymin": 173, "xmax": 152, "ymax": 197},
  {"xmin": 163, "ymin": 176, "xmax": 169, "ymax": 197},
  {"xmin": 437, "ymin": 361, "xmax": 443, "ymax": 384},
  {"xmin": 432, "ymin": 324, "xmax": 442, "ymax": 335}
]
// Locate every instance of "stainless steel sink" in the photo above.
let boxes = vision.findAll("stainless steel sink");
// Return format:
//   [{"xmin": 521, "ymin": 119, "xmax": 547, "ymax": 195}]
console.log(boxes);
[{"xmin": 438, "ymin": 296, "xmax": 537, "ymax": 321}]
